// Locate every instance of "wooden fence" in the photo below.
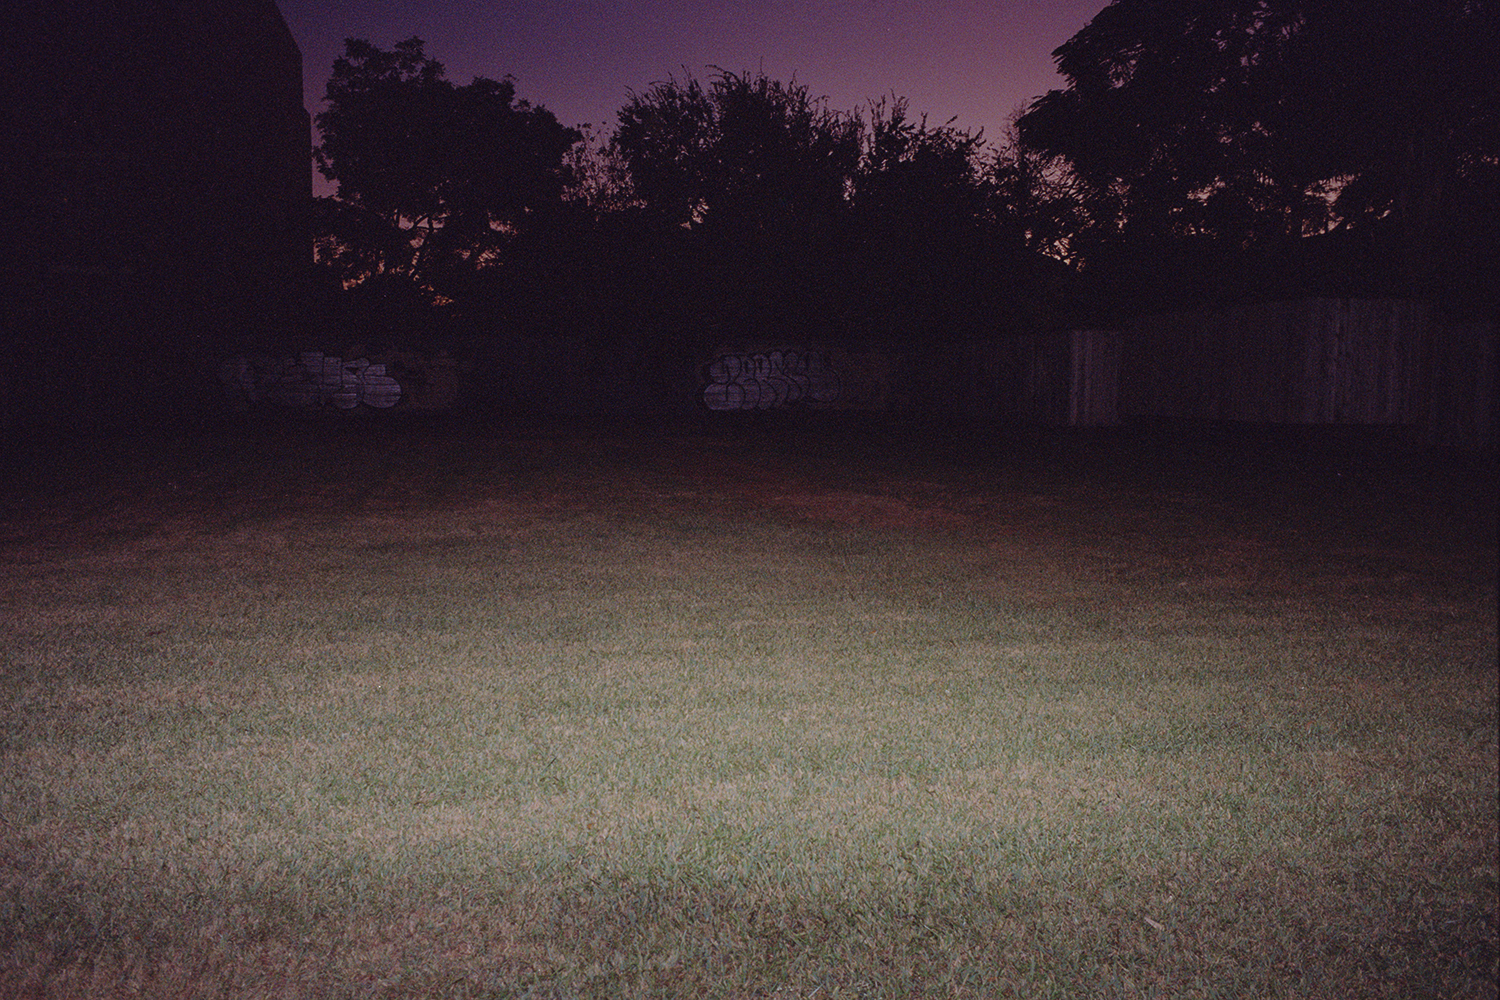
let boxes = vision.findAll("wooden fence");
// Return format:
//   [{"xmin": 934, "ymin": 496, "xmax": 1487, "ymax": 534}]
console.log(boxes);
[
  {"xmin": 1422, "ymin": 319, "xmax": 1496, "ymax": 450},
  {"xmin": 3, "ymin": 299, "xmax": 1489, "ymax": 449},
  {"xmin": 953, "ymin": 330, "xmax": 1122, "ymax": 426},
  {"xmin": 1119, "ymin": 298, "xmax": 1493, "ymax": 448},
  {"xmin": 1120, "ymin": 299, "xmax": 1428, "ymax": 424},
  {"xmin": 942, "ymin": 299, "xmax": 1492, "ymax": 448}
]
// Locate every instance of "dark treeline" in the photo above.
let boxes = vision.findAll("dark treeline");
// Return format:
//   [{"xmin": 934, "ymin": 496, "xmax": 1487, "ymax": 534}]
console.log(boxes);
[
  {"xmin": 309, "ymin": 1, "xmax": 1498, "ymax": 367},
  {"xmin": 1016, "ymin": 0, "xmax": 1499, "ymax": 321},
  {"xmin": 308, "ymin": 41, "xmax": 1062, "ymax": 364}
]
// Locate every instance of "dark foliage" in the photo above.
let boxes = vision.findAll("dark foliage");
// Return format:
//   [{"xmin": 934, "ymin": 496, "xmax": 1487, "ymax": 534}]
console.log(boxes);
[
  {"xmin": 311, "ymin": 5, "xmax": 1498, "ymax": 364},
  {"xmin": 311, "ymin": 54, "xmax": 1068, "ymax": 357},
  {"xmin": 609, "ymin": 71, "xmax": 1052, "ymax": 348},
  {"xmin": 1015, "ymin": 0, "xmax": 1500, "ymax": 319},
  {"xmin": 312, "ymin": 37, "xmax": 582, "ymax": 326}
]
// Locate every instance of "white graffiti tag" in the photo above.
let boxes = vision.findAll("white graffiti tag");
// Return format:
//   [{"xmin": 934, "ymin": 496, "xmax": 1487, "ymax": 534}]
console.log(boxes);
[
  {"xmin": 219, "ymin": 352, "xmax": 402, "ymax": 410},
  {"xmin": 703, "ymin": 350, "xmax": 842, "ymax": 411}
]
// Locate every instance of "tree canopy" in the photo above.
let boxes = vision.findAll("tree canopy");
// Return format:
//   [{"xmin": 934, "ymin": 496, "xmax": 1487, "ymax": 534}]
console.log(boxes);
[
  {"xmin": 1015, "ymin": 0, "xmax": 1500, "ymax": 315},
  {"xmin": 606, "ymin": 71, "xmax": 1047, "ymax": 342},
  {"xmin": 310, "ymin": 55, "xmax": 1075, "ymax": 354},
  {"xmin": 312, "ymin": 37, "xmax": 581, "ymax": 309},
  {"xmin": 614, "ymin": 70, "xmax": 864, "ymax": 237},
  {"xmin": 299, "ymin": 9, "xmax": 1481, "ymax": 360}
]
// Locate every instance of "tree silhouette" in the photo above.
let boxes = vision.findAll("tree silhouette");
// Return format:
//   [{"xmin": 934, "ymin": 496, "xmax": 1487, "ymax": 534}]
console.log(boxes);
[
  {"xmin": 311, "ymin": 48, "xmax": 1073, "ymax": 362},
  {"xmin": 1016, "ymin": 0, "xmax": 1499, "ymax": 315},
  {"xmin": 611, "ymin": 72, "xmax": 1044, "ymax": 346},
  {"xmin": 845, "ymin": 99, "xmax": 1017, "ymax": 341},
  {"xmin": 612, "ymin": 70, "xmax": 864, "ymax": 341},
  {"xmin": 313, "ymin": 38, "xmax": 581, "ymax": 310},
  {"xmin": 1292, "ymin": 0, "xmax": 1499, "ymax": 310},
  {"xmin": 615, "ymin": 70, "xmax": 862, "ymax": 237},
  {"xmin": 988, "ymin": 116, "xmax": 1090, "ymax": 266}
]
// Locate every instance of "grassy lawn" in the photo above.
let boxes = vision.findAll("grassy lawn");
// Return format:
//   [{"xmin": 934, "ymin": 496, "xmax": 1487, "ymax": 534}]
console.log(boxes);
[{"xmin": 1, "ymin": 420, "xmax": 1495, "ymax": 999}]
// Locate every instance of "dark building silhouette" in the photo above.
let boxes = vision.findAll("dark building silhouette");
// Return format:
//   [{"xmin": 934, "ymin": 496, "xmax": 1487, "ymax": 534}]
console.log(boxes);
[{"xmin": 2, "ymin": 0, "xmax": 310, "ymax": 426}]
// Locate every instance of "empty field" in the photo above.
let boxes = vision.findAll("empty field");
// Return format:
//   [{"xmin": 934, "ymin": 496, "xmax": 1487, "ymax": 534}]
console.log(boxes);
[{"xmin": 1, "ymin": 421, "xmax": 1495, "ymax": 998}]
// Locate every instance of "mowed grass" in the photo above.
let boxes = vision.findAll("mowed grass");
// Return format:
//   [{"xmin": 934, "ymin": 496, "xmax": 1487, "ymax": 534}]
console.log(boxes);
[{"xmin": 1, "ymin": 421, "xmax": 1495, "ymax": 999}]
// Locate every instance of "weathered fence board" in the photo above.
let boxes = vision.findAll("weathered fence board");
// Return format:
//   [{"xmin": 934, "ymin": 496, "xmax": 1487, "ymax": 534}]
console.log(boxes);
[
  {"xmin": 1111, "ymin": 298, "xmax": 1493, "ymax": 449},
  {"xmin": 939, "ymin": 299, "xmax": 1489, "ymax": 447},
  {"xmin": 1423, "ymin": 320, "xmax": 1496, "ymax": 449},
  {"xmin": 1068, "ymin": 329, "xmax": 1122, "ymax": 426},
  {"xmin": 954, "ymin": 330, "xmax": 1121, "ymax": 426},
  {"xmin": 1123, "ymin": 299, "xmax": 1429, "ymax": 425},
  {"xmin": 4, "ymin": 299, "xmax": 1489, "ymax": 449}
]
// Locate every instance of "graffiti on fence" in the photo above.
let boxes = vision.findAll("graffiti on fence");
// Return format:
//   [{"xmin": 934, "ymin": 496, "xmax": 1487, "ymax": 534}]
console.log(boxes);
[
  {"xmin": 702, "ymin": 349, "xmax": 842, "ymax": 410},
  {"xmin": 218, "ymin": 352, "xmax": 402, "ymax": 410}
]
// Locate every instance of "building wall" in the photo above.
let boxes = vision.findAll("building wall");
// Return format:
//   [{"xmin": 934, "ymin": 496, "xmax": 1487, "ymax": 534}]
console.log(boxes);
[{"xmin": 1, "ymin": 0, "xmax": 310, "ymax": 427}]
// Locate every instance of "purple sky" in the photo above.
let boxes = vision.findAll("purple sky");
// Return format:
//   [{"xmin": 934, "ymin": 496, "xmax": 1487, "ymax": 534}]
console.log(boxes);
[{"xmin": 278, "ymin": 0, "xmax": 1105, "ymax": 193}]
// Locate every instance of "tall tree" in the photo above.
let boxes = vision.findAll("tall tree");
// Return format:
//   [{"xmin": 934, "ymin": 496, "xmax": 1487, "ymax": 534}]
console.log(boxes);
[
  {"xmin": 1016, "ymin": 0, "xmax": 1499, "ymax": 312},
  {"xmin": 612, "ymin": 70, "xmax": 865, "ymax": 338},
  {"xmin": 848, "ymin": 99, "xmax": 1012, "ymax": 340},
  {"xmin": 611, "ymin": 72, "xmax": 1037, "ymax": 344},
  {"xmin": 988, "ymin": 115, "xmax": 1091, "ymax": 267},
  {"xmin": 614, "ymin": 70, "xmax": 863, "ymax": 235},
  {"xmin": 1018, "ymin": 1, "xmax": 1326, "ymax": 247},
  {"xmin": 1292, "ymin": 0, "xmax": 1499, "ymax": 305},
  {"xmin": 313, "ymin": 37, "xmax": 581, "ymax": 306}
]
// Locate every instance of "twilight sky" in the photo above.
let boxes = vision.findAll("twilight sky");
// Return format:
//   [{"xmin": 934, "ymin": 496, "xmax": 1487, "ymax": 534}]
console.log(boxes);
[{"xmin": 278, "ymin": 0, "xmax": 1106, "ymax": 191}]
